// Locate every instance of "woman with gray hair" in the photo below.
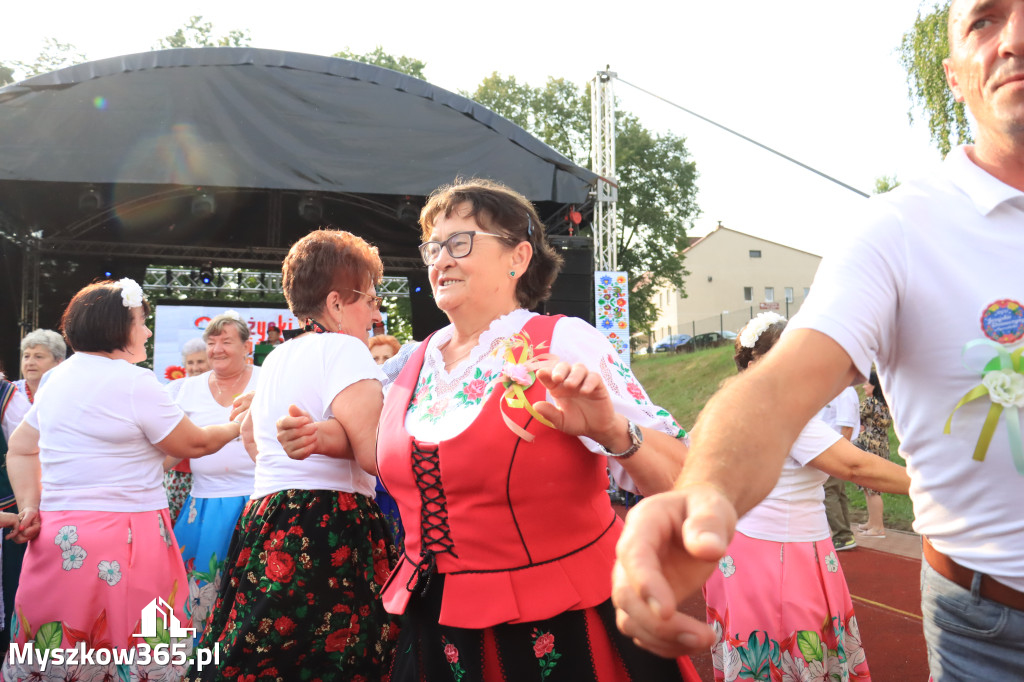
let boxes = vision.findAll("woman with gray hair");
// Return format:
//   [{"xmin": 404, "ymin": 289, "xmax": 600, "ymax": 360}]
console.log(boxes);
[
  {"xmin": 168, "ymin": 311, "xmax": 259, "ymax": 641},
  {"xmin": 164, "ymin": 335, "xmax": 212, "ymax": 519},
  {"xmin": 16, "ymin": 329, "xmax": 67, "ymax": 404}
]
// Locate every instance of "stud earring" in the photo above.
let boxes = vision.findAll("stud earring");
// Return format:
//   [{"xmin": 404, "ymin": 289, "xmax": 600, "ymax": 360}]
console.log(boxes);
[{"xmin": 509, "ymin": 270, "xmax": 516, "ymax": 278}]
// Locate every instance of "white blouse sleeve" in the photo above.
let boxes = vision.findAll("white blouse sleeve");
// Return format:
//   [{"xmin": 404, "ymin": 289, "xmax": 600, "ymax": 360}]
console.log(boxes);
[{"xmin": 2, "ymin": 388, "xmax": 30, "ymax": 441}]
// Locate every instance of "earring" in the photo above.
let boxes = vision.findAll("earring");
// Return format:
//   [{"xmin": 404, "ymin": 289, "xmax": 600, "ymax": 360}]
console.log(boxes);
[{"xmin": 509, "ymin": 270, "xmax": 516, "ymax": 278}]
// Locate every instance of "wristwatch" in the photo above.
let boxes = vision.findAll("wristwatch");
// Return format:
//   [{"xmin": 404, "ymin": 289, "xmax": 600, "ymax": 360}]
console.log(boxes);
[{"xmin": 597, "ymin": 420, "xmax": 643, "ymax": 459}]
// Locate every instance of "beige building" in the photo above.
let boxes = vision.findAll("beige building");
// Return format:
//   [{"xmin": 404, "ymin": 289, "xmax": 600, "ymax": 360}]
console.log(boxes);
[{"xmin": 650, "ymin": 225, "xmax": 821, "ymax": 344}]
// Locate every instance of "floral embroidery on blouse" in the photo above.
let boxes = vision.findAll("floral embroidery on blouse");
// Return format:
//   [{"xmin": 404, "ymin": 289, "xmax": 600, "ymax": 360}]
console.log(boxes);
[
  {"xmin": 454, "ymin": 367, "xmax": 498, "ymax": 407},
  {"xmin": 531, "ymin": 628, "xmax": 561, "ymax": 678}
]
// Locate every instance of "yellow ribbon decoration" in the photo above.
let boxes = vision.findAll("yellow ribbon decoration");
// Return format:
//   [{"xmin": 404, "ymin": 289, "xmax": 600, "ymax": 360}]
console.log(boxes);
[
  {"xmin": 944, "ymin": 340, "xmax": 1024, "ymax": 474},
  {"xmin": 494, "ymin": 331, "xmax": 556, "ymax": 442}
]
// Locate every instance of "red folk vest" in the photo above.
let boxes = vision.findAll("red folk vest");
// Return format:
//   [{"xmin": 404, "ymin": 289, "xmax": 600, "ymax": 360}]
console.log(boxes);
[{"xmin": 377, "ymin": 314, "xmax": 623, "ymax": 628}]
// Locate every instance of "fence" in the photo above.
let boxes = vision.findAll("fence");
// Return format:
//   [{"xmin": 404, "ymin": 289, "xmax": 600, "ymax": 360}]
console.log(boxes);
[{"xmin": 637, "ymin": 293, "xmax": 810, "ymax": 352}]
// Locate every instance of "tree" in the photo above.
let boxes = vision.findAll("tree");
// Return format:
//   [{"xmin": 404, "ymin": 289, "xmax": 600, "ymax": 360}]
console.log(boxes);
[
  {"xmin": 5, "ymin": 38, "xmax": 87, "ymax": 82},
  {"xmin": 156, "ymin": 16, "xmax": 251, "ymax": 49},
  {"xmin": 873, "ymin": 175, "xmax": 900, "ymax": 194},
  {"xmin": 332, "ymin": 47, "xmax": 427, "ymax": 80},
  {"xmin": 897, "ymin": 1, "xmax": 972, "ymax": 156},
  {"xmin": 470, "ymin": 74, "xmax": 698, "ymax": 335}
]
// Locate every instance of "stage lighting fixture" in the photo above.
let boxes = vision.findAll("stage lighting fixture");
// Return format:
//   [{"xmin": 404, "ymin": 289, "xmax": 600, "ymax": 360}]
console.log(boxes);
[
  {"xmin": 191, "ymin": 191, "xmax": 216, "ymax": 217},
  {"xmin": 298, "ymin": 194, "xmax": 323, "ymax": 222},
  {"xmin": 78, "ymin": 185, "xmax": 103, "ymax": 213},
  {"xmin": 198, "ymin": 263, "xmax": 215, "ymax": 286},
  {"xmin": 396, "ymin": 196, "xmax": 418, "ymax": 224}
]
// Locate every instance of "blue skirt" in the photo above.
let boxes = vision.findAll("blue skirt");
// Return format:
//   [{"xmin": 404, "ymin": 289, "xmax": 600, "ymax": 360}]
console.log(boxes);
[{"xmin": 173, "ymin": 494, "xmax": 247, "ymax": 641}]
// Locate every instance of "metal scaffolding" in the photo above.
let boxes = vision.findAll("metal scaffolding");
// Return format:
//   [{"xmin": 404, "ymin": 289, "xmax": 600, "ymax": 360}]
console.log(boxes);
[
  {"xmin": 142, "ymin": 267, "xmax": 410, "ymax": 298},
  {"xmin": 590, "ymin": 69, "xmax": 619, "ymax": 271}
]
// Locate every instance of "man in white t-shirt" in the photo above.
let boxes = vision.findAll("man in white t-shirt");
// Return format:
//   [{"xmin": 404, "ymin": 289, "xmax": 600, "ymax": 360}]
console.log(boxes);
[
  {"xmin": 612, "ymin": 3, "xmax": 1024, "ymax": 679},
  {"xmin": 819, "ymin": 386, "xmax": 861, "ymax": 550}
]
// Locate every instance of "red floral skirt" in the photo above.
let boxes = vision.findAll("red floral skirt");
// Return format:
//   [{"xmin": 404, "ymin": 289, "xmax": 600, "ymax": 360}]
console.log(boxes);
[
  {"xmin": 387, "ymin": 574, "xmax": 699, "ymax": 682},
  {"xmin": 185, "ymin": 489, "xmax": 400, "ymax": 682}
]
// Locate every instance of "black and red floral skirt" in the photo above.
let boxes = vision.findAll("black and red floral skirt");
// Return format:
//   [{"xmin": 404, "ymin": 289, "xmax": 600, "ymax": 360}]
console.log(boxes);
[
  {"xmin": 185, "ymin": 489, "xmax": 401, "ymax": 682},
  {"xmin": 387, "ymin": 574, "xmax": 699, "ymax": 682}
]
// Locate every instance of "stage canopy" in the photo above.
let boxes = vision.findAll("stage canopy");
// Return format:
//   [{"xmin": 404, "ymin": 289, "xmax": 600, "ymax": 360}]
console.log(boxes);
[{"xmin": 0, "ymin": 47, "xmax": 597, "ymax": 365}]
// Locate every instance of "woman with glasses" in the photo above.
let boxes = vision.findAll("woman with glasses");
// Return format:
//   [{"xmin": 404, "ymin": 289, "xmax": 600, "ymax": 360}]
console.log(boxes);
[
  {"xmin": 186, "ymin": 230, "xmax": 399, "ymax": 682},
  {"xmin": 286, "ymin": 179, "xmax": 699, "ymax": 680}
]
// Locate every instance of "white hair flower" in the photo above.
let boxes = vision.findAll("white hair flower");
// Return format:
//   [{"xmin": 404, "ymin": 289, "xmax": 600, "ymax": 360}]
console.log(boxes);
[
  {"xmin": 117, "ymin": 278, "xmax": 145, "ymax": 309},
  {"xmin": 222, "ymin": 310, "xmax": 243, "ymax": 321},
  {"xmin": 739, "ymin": 312, "xmax": 786, "ymax": 349}
]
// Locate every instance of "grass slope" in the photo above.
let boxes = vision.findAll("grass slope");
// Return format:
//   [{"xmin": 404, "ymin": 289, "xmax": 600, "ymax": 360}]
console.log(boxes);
[{"xmin": 632, "ymin": 347, "xmax": 915, "ymax": 531}]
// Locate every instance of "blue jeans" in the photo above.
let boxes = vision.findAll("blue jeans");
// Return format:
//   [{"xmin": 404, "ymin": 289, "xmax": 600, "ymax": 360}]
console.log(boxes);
[{"xmin": 920, "ymin": 561, "xmax": 1024, "ymax": 680}]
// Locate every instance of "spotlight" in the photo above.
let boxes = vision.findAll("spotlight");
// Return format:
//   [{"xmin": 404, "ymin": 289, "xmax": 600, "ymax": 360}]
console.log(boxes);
[
  {"xmin": 191, "ymin": 191, "xmax": 216, "ymax": 217},
  {"xmin": 198, "ymin": 263, "xmax": 215, "ymax": 286},
  {"xmin": 298, "ymin": 194, "xmax": 323, "ymax": 222},
  {"xmin": 78, "ymin": 185, "xmax": 103, "ymax": 213},
  {"xmin": 396, "ymin": 196, "xmax": 418, "ymax": 224}
]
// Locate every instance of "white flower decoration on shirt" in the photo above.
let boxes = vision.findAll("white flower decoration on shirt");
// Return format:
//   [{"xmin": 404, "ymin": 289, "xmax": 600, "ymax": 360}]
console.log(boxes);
[
  {"xmin": 739, "ymin": 311, "xmax": 786, "ymax": 349},
  {"xmin": 54, "ymin": 525, "xmax": 79, "ymax": 551},
  {"xmin": 117, "ymin": 277, "xmax": 145, "ymax": 308},
  {"xmin": 97, "ymin": 560, "xmax": 122, "ymax": 586},
  {"xmin": 61, "ymin": 545, "xmax": 87, "ymax": 571},
  {"xmin": 982, "ymin": 369, "xmax": 1024, "ymax": 408},
  {"xmin": 718, "ymin": 555, "xmax": 736, "ymax": 577}
]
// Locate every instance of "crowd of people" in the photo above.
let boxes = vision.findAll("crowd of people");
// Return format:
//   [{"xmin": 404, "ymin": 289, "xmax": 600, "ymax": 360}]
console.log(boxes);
[{"xmin": 0, "ymin": 3, "xmax": 1020, "ymax": 679}]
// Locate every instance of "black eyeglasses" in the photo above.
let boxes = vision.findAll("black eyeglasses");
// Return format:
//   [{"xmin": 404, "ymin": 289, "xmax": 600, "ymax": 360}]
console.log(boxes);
[
  {"xmin": 418, "ymin": 231, "xmax": 506, "ymax": 266},
  {"xmin": 350, "ymin": 289, "xmax": 384, "ymax": 310}
]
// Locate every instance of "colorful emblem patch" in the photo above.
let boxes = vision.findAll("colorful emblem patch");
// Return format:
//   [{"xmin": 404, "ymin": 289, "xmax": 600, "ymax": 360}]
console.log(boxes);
[{"xmin": 980, "ymin": 299, "xmax": 1024, "ymax": 344}]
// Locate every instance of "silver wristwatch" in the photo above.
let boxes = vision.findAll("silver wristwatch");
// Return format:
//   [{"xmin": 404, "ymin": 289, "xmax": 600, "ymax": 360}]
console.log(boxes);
[{"xmin": 597, "ymin": 420, "xmax": 643, "ymax": 459}]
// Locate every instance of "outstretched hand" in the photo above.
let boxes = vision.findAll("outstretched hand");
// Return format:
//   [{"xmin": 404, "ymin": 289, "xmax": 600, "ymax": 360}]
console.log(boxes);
[
  {"xmin": 6, "ymin": 507, "xmax": 40, "ymax": 544},
  {"xmin": 532, "ymin": 361, "xmax": 617, "ymax": 439},
  {"xmin": 230, "ymin": 390, "xmax": 255, "ymax": 422},
  {"xmin": 612, "ymin": 484, "xmax": 736, "ymax": 658},
  {"xmin": 276, "ymin": 405, "xmax": 317, "ymax": 460}
]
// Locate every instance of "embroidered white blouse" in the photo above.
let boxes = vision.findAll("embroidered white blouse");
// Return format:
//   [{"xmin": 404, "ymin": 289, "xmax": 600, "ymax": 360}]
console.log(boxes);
[{"xmin": 402, "ymin": 310, "xmax": 686, "ymax": 489}]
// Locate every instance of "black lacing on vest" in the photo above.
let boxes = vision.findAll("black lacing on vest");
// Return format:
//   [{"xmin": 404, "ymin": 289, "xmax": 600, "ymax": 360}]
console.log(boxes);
[{"xmin": 406, "ymin": 441, "xmax": 457, "ymax": 595}]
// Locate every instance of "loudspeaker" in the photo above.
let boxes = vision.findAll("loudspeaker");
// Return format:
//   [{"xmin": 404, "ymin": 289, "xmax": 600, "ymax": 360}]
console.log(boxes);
[
  {"xmin": 408, "ymin": 271, "xmax": 450, "ymax": 341},
  {"xmin": 542, "ymin": 236, "xmax": 594, "ymax": 325}
]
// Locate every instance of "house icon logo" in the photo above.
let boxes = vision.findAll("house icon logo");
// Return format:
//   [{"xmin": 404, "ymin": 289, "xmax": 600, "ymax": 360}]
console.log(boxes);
[{"xmin": 134, "ymin": 597, "xmax": 196, "ymax": 638}]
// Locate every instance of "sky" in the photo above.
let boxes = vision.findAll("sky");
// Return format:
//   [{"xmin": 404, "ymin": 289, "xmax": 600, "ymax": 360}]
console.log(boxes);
[{"xmin": 4, "ymin": 1, "xmax": 950, "ymax": 256}]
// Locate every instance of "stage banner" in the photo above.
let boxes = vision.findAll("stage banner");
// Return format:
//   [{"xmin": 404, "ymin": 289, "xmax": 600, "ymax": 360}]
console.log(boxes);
[
  {"xmin": 153, "ymin": 303, "xmax": 298, "ymax": 383},
  {"xmin": 595, "ymin": 271, "xmax": 630, "ymax": 367}
]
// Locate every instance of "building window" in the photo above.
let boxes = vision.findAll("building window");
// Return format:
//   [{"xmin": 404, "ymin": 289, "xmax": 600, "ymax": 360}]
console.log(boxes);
[
  {"xmin": 785, "ymin": 287, "xmax": 794, "ymax": 303},
  {"xmin": 749, "ymin": 250, "xmax": 762, "ymax": 258},
  {"xmin": 804, "ymin": 287, "xmax": 810, "ymax": 297},
  {"xmin": 765, "ymin": 287, "xmax": 774, "ymax": 302},
  {"xmin": 743, "ymin": 286, "xmax": 753, "ymax": 302}
]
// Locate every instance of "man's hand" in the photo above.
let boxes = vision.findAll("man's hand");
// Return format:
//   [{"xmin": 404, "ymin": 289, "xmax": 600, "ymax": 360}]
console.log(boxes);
[{"xmin": 612, "ymin": 484, "xmax": 736, "ymax": 658}]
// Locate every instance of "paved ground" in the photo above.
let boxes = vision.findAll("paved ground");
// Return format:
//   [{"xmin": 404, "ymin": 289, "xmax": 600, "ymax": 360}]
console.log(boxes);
[{"xmin": 679, "ymin": 528, "xmax": 929, "ymax": 680}]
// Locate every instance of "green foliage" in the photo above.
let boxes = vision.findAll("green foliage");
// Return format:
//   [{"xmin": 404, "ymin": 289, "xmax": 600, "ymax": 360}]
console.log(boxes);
[
  {"xmin": 469, "ymin": 74, "xmax": 698, "ymax": 335},
  {"xmin": 156, "ymin": 16, "xmax": 251, "ymax": 49},
  {"xmin": 6, "ymin": 38, "xmax": 87, "ymax": 81},
  {"xmin": 873, "ymin": 175, "xmax": 900, "ymax": 194},
  {"xmin": 898, "ymin": 1, "xmax": 972, "ymax": 156},
  {"xmin": 332, "ymin": 47, "xmax": 427, "ymax": 80}
]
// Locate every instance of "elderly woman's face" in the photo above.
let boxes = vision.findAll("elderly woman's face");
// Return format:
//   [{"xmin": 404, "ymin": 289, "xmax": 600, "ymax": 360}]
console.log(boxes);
[
  {"xmin": 427, "ymin": 204, "xmax": 514, "ymax": 315},
  {"xmin": 184, "ymin": 350, "xmax": 210, "ymax": 377},
  {"xmin": 21, "ymin": 344, "xmax": 61, "ymax": 384},
  {"xmin": 371, "ymin": 345, "xmax": 396, "ymax": 365},
  {"xmin": 206, "ymin": 325, "xmax": 247, "ymax": 375}
]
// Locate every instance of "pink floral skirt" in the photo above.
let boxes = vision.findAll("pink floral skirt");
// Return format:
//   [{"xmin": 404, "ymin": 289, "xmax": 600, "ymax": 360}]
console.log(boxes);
[
  {"xmin": 703, "ymin": 532, "xmax": 871, "ymax": 681},
  {"xmin": 1, "ymin": 508, "xmax": 193, "ymax": 682}
]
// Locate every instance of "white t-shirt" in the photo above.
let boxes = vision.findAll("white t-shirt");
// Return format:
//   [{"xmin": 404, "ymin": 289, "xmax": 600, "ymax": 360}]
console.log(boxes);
[
  {"xmin": 250, "ymin": 333, "xmax": 384, "ymax": 499},
  {"xmin": 737, "ymin": 417, "xmax": 841, "ymax": 542},
  {"xmin": 789, "ymin": 145, "xmax": 1024, "ymax": 590},
  {"xmin": 174, "ymin": 368, "xmax": 259, "ymax": 498},
  {"xmin": 25, "ymin": 353, "xmax": 184, "ymax": 512},
  {"xmin": 818, "ymin": 386, "xmax": 860, "ymax": 440},
  {"xmin": 2, "ymin": 383, "xmax": 29, "ymax": 442},
  {"xmin": 402, "ymin": 310, "xmax": 690, "ymax": 492}
]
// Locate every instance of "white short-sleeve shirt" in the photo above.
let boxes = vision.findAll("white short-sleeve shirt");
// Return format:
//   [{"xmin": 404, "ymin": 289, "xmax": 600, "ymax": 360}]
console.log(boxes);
[
  {"xmin": 789, "ymin": 145, "xmax": 1024, "ymax": 590},
  {"xmin": 26, "ymin": 353, "xmax": 184, "ymax": 512},
  {"xmin": 2, "ymin": 382, "xmax": 29, "ymax": 442},
  {"xmin": 818, "ymin": 386, "xmax": 860, "ymax": 439},
  {"xmin": 250, "ymin": 333, "xmax": 384, "ymax": 499},
  {"xmin": 174, "ymin": 368, "xmax": 260, "ymax": 498},
  {"xmin": 737, "ymin": 417, "xmax": 841, "ymax": 543}
]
